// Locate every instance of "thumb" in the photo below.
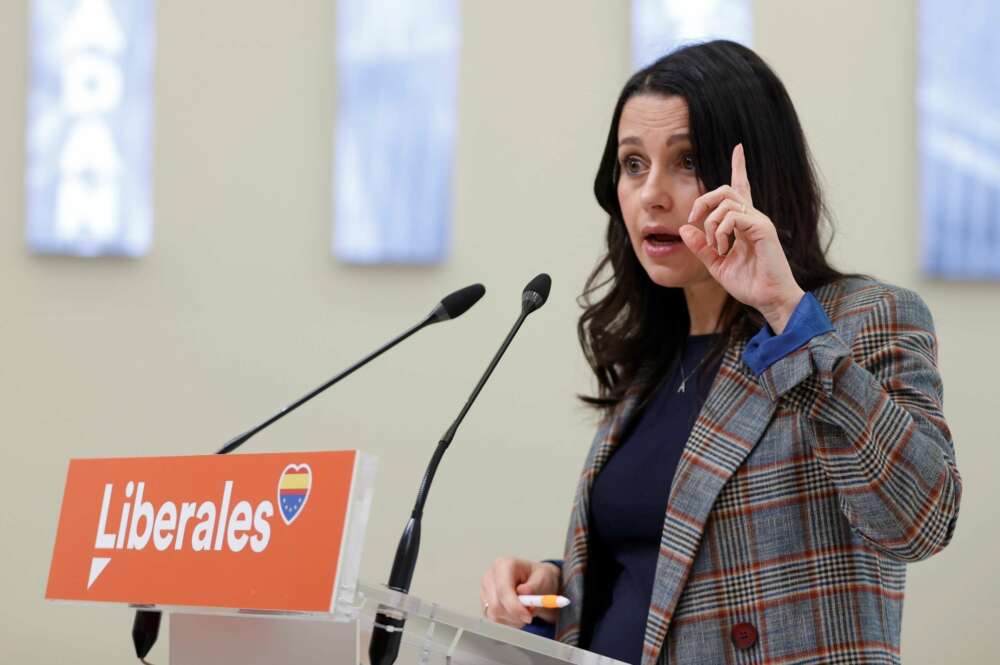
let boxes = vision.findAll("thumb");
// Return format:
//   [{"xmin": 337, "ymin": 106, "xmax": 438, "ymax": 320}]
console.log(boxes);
[
  {"xmin": 679, "ymin": 224, "xmax": 720, "ymax": 270},
  {"xmin": 516, "ymin": 564, "xmax": 553, "ymax": 595}
]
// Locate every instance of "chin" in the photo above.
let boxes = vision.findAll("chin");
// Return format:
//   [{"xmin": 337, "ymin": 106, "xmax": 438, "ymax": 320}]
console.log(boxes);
[{"xmin": 640, "ymin": 262, "xmax": 704, "ymax": 289}]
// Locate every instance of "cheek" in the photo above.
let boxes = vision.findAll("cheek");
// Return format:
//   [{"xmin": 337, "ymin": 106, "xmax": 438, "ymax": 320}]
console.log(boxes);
[
  {"xmin": 679, "ymin": 180, "xmax": 703, "ymax": 217},
  {"xmin": 617, "ymin": 184, "xmax": 641, "ymax": 235}
]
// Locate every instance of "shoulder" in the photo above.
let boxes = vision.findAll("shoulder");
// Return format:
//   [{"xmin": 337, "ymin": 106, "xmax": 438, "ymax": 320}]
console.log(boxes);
[{"xmin": 811, "ymin": 277, "xmax": 936, "ymax": 344}]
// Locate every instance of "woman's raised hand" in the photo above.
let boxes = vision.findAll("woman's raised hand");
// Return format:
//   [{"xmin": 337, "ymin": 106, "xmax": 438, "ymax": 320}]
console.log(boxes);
[
  {"xmin": 480, "ymin": 557, "xmax": 561, "ymax": 627},
  {"xmin": 680, "ymin": 144, "xmax": 805, "ymax": 333}
]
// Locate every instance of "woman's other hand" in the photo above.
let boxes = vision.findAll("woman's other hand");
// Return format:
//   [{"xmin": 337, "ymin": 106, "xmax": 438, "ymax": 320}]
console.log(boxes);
[
  {"xmin": 480, "ymin": 557, "xmax": 561, "ymax": 627},
  {"xmin": 681, "ymin": 144, "xmax": 805, "ymax": 333}
]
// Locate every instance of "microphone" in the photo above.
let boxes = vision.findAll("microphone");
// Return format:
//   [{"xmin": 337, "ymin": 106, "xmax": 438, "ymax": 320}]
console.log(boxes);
[
  {"xmin": 131, "ymin": 283, "xmax": 485, "ymax": 661},
  {"xmin": 217, "ymin": 283, "xmax": 486, "ymax": 455},
  {"xmin": 369, "ymin": 273, "xmax": 551, "ymax": 665}
]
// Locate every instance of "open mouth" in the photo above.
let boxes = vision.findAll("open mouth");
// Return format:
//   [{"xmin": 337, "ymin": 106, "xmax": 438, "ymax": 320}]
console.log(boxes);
[{"xmin": 644, "ymin": 232, "xmax": 682, "ymax": 246}]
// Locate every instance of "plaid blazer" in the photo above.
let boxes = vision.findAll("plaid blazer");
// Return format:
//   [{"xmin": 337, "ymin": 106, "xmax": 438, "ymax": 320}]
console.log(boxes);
[{"xmin": 554, "ymin": 278, "xmax": 962, "ymax": 665}]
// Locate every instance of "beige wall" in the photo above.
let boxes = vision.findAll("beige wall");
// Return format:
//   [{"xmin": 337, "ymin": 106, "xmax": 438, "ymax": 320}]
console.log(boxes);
[{"xmin": 0, "ymin": 1, "xmax": 993, "ymax": 662}]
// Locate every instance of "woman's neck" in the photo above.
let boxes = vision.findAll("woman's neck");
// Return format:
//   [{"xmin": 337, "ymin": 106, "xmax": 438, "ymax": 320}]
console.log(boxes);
[{"xmin": 683, "ymin": 279, "xmax": 729, "ymax": 335}]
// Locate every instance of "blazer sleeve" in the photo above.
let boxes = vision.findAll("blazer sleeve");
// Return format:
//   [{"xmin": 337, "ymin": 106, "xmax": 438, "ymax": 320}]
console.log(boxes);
[{"xmin": 754, "ymin": 285, "xmax": 962, "ymax": 562}]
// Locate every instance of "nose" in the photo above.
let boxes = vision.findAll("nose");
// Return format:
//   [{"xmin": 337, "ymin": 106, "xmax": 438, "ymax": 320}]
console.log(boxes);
[{"xmin": 638, "ymin": 167, "xmax": 673, "ymax": 212}]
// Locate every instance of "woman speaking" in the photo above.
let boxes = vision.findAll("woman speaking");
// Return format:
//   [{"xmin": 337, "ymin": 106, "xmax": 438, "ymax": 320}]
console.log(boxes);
[{"xmin": 480, "ymin": 41, "xmax": 962, "ymax": 665}]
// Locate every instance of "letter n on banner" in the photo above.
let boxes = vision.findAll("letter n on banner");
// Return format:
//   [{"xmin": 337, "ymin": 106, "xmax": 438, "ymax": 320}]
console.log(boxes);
[
  {"xmin": 25, "ymin": 0, "xmax": 155, "ymax": 257},
  {"xmin": 333, "ymin": 0, "xmax": 460, "ymax": 264}
]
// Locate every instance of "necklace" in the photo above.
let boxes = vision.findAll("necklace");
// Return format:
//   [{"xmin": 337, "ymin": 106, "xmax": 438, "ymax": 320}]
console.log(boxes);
[{"xmin": 676, "ymin": 347, "xmax": 712, "ymax": 394}]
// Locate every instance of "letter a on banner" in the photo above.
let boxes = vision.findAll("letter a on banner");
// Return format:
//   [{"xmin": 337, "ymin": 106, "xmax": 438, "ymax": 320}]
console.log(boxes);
[{"xmin": 26, "ymin": 0, "xmax": 156, "ymax": 257}]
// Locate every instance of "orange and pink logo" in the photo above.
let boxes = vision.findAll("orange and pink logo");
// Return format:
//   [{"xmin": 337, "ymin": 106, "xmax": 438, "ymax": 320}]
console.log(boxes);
[{"xmin": 46, "ymin": 451, "xmax": 359, "ymax": 613}]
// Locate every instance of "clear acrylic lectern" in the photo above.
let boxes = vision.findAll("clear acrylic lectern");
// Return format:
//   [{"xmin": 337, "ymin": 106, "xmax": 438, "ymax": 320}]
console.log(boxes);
[{"xmin": 170, "ymin": 579, "xmax": 628, "ymax": 665}]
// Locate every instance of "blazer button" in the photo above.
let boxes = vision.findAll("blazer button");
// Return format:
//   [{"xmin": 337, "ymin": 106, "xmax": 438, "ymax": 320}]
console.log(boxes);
[{"xmin": 731, "ymin": 622, "xmax": 758, "ymax": 650}]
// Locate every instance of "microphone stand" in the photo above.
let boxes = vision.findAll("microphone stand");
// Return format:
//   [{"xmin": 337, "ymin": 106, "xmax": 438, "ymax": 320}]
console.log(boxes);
[
  {"xmin": 369, "ymin": 275, "xmax": 549, "ymax": 665},
  {"xmin": 217, "ymin": 318, "xmax": 431, "ymax": 455},
  {"xmin": 391, "ymin": 307, "xmax": 530, "ymax": 593}
]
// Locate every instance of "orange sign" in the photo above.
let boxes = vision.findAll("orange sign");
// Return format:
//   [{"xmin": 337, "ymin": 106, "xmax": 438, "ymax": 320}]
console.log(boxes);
[{"xmin": 46, "ymin": 450, "xmax": 364, "ymax": 613}]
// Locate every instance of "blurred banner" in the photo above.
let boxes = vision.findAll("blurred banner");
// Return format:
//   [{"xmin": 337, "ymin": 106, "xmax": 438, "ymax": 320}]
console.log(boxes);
[
  {"xmin": 631, "ymin": 0, "xmax": 752, "ymax": 69},
  {"xmin": 333, "ymin": 0, "xmax": 459, "ymax": 264},
  {"xmin": 25, "ymin": 0, "xmax": 156, "ymax": 258},
  {"xmin": 919, "ymin": 0, "xmax": 1000, "ymax": 279}
]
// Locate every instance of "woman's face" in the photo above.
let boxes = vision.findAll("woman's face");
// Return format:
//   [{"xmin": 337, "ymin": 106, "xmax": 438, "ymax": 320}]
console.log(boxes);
[{"xmin": 616, "ymin": 94, "xmax": 712, "ymax": 288}]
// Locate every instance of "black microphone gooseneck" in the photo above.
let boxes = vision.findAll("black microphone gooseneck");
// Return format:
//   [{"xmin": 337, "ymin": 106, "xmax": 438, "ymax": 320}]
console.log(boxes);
[
  {"xmin": 130, "ymin": 284, "xmax": 486, "ymax": 662},
  {"xmin": 217, "ymin": 283, "xmax": 486, "ymax": 455},
  {"xmin": 369, "ymin": 273, "xmax": 552, "ymax": 665}
]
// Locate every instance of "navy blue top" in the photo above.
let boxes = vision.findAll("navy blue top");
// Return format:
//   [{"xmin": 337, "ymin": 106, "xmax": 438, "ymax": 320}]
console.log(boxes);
[
  {"xmin": 580, "ymin": 333, "xmax": 722, "ymax": 664},
  {"xmin": 524, "ymin": 293, "xmax": 836, "ymax": 661}
]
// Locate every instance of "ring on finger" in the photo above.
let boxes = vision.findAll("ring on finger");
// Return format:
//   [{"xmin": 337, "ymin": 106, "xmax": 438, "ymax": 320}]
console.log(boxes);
[{"xmin": 483, "ymin": 602, "xmax": 489, "ymax": 615}]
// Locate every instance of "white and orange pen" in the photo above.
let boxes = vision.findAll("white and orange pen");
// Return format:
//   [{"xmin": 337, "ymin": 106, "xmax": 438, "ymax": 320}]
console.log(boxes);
[{"xmin": 518, "ymin": 595, "xmax": 571, "ymax": 609}]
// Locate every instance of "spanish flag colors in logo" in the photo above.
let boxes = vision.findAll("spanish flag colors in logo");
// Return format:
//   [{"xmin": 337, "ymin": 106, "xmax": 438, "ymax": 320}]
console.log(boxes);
[{"xmin": 278, "ymin": 464, "xmax": 312, "ymax": 525}]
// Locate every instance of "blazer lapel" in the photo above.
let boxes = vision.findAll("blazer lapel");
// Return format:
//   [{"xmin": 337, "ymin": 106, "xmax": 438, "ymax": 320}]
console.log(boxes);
[{"xmin": 641, "ymin": 339, "xmax": 779, "ymax": 665}]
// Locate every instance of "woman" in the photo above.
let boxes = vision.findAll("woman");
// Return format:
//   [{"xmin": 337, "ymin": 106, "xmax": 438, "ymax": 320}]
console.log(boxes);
[{"xmin": 480, "ymin": 41, "xmax": 961, "ymax": 665}]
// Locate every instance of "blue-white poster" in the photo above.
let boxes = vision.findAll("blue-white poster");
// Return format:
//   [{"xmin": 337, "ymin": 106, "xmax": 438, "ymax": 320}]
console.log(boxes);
[
  {"xmin": 632, "ymin": 0, "xmax": 752, "ymax": 69},
  {"xmin": 26, "ymin": 0, "xmax": 156, "ymax": 258},
  {"xmin": 919, "ymin": 0, "xmax": 1000, "ymax": 279},
  {"xmin": 333, "ymin": 0, "xmax": 459, "ymax": 264}
]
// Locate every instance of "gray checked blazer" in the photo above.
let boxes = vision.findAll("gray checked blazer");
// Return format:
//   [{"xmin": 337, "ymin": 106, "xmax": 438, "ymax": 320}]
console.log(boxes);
[{"xmin": 554, "ymin": 277, "xmax": 962, "ymax": 665}]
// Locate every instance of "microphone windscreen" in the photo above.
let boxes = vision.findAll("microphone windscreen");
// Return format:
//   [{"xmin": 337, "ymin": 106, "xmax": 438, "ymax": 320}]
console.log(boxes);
[
  {"xmin": 524, "ymin": 273, "xmax": 551, "ymax": 301},
  {"xmin": 440, "ymin": 283, "xmax": 486, "ymax": 320},
  {"xmin": 521, "ymin": 273, "xmax": 551, "ymax": 312}
]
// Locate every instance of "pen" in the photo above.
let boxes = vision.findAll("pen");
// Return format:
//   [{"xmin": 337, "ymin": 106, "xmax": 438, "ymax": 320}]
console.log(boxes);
[{"xmin": 518, "ymin": 594, "xmax": 571, "ymax": 609}]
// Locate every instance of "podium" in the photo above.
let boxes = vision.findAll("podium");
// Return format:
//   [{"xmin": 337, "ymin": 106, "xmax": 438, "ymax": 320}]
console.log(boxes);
[
  {"xmin": 171, "ymin": 580, "xmax": 626, "ymax": 665},
  {"xmin": 45, "ymin": 450, "xmax": 626, "ymax": 664}
]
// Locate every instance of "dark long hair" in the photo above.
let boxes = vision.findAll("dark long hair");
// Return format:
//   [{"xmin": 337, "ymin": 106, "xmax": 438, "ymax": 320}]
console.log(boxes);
[{"xmin": 579, "ymin": 40, "xmax": 848, "ymax": 411}]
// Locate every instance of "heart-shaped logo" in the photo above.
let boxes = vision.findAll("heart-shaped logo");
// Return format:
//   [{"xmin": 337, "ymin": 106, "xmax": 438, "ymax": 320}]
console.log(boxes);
[{"xmin": 277, "ymin": 464, "xmax": 312, "ymax": 525}]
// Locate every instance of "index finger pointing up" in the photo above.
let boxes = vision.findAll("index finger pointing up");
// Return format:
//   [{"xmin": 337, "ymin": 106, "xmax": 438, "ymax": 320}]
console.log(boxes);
[{"xmin": 731, "ymin": 143, "xmax": 753, "ymax": 206}]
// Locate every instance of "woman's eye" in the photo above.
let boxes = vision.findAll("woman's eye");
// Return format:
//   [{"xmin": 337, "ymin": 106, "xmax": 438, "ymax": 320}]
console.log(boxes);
[
  {"xmin": 622, "ymin": 156, "xmax": 644, "ymax": 175},
  {"xmin": 680, "ymin": 154, "xmax": 696, "ymax": 171}
]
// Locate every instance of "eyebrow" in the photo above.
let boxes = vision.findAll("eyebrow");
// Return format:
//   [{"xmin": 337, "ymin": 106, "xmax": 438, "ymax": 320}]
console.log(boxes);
[{"xmin": 618, "ymin": 133, "xmax": 691, "ymax": 148}]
